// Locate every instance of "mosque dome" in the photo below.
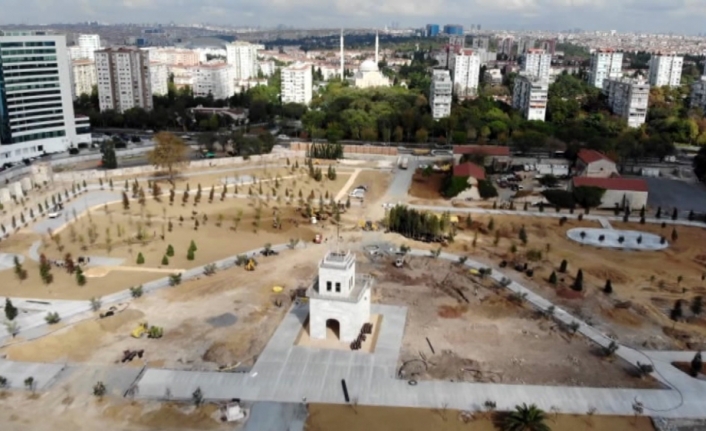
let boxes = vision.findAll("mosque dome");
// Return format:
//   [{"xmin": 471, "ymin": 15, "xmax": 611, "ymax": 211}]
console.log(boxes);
[{"xmin": 359, "ymin": 59, "xmax": 378, "ymax": 73}]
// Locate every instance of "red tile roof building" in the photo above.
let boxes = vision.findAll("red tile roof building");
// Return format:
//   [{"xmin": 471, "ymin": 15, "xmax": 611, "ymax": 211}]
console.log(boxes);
[
  {"xmin": 453, "ymin": 145, "xmax": 511, "ymax": 157},
  {"xmin": 453, "ymin": 162, "xmax": 486, "ymax": 179}
]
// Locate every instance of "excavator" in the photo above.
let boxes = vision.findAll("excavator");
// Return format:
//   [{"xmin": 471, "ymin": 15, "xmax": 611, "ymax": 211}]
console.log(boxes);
[
  {"xmin": 244, "ymin": 258, "xmax": 256, "ymax": 271},
  {"xmin": 131, "ymin": 322, "xmax": 148, "ymax": 338}
]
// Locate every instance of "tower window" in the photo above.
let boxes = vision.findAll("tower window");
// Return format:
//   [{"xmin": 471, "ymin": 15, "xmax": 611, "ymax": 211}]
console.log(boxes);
[
  {"xmin": 326, "ymin": 281, "xmax": 332, "ymax": 292},
  {"xmin": 335, "ymin": 282, "xmax": 341, "ymax": 293}
]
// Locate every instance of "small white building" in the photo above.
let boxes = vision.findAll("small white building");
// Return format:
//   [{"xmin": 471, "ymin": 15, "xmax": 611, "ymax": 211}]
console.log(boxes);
[
  {"xmin": 512, "ymin": 74, "xmax": 548, "ymax": 122},
  {"xmin": 307, "ymin": 250, "xmax": 372, "ymax": 343},
  {"xmin": 430, "ymin": 69, "xmax": 452, "ymax": 119},
  {"xmin": 648, "ymin": 54, "xmax": 683, "ymax": 88}
]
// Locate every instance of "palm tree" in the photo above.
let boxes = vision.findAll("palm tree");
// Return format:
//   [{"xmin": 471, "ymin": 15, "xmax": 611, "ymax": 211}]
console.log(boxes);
[{"xmin": 503, "ymin": 403, "xmax": 551, "ymax": 431}]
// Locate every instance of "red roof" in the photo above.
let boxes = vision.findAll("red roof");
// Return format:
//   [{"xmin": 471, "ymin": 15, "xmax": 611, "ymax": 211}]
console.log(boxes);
[
  {"xmin": 453, "ymin": 145, "xmax": 511, "ymax": 157},
  {"xmin": 572, "ymin": 177, "xmax": 648, "ymax": 192},
  {"xmin": 578, "ymin": 149, "xmax": 614, "ymax": 164},
  {"xmin": 453, "ymin": 162, "xmax": 486, "ymax": 179}
]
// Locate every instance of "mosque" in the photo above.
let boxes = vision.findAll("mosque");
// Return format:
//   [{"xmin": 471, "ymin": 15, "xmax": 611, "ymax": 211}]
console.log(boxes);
[{"xmin": 340, "ymin": 30, "xmax": 391, "ymax": 89}]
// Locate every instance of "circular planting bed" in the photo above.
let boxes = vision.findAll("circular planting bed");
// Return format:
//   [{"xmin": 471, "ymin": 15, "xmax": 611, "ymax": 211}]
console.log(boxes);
[{"xmin": 566, "ymin": 228, "xmax": 668, "ymax": 251}]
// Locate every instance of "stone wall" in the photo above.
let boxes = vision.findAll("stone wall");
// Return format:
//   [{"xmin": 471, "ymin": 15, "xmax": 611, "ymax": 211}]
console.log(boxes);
[{"xmin": 290, "ymin": 142, "xmax": 398, "ymax": 156}]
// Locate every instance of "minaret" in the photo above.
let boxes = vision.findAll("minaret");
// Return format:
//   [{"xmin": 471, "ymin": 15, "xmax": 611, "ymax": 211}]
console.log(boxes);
[
  {"xmin": 340, "ymin": 29, "xmax": 344, "ymax": 79},
  {"xmin": 375, "ymin": 31, "xmax": 379, "ymax": 66}
]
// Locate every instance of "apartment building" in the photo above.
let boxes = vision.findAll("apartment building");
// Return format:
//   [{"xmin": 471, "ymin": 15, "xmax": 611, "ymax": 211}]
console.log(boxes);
[
  {"xmin": 259, "ymin": 60, "xmax": 276, "ymax": 77},
  {"xmin": 226, "ymin": 41, "xmax": 259, "ymax": 80},
  {"xmin": 192, "ymin": 64, "xmax": 233, "ymax": 100},
  {"xmin": 0, "ymin": 30, "xmax": 90, "ymax": 164},
  {"xmin": 71, "ymin": 59, "xmax": 96, "ymax": 98},
  {"xmin": 648, "ymin": 54, "xmax": 683, "ymax": 87},
  {"xmin": 450, "ymin": 49, "xmax": 480, "ymax": 98},
  {"xmin": 690, "ymin": 75, "xmax": 706, "ymax": 111},
  {"xmin": 522, "ymin": 49, "xmax": 551, "ymax": 81},
  {"xmin": 429, "ymin": 69, "xmax": 452, "ymax": 119},
  {"xmin": 95, "ymin": 47, "xmax": 153, "ymax": 113},
  {"xmin": 512, "ymin": 74, "xmax": 548, "ymax": 122},
  {"xmin": 588, "ymin": 49, "xmax": 623, "ymax": 89},
  {"xmin": 281, "ymin": 63, "xmax": 312, "ymax": 105},
  {"xmin": 602, "ymin": 78, "xmax": 650, "ymax": 128},
  {"xmin": 144, "ymin": 47, "xmax": 199, "ymax": 67},
  {"xmin": 150, "ymin": 62, "xmax": 169, "ymax": 96},
  {"xmin": 68, "ymin": 34, "xmax": 101, "ymax": 61}
]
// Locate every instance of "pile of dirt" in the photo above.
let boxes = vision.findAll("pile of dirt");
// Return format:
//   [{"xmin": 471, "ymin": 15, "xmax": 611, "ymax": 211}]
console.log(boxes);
[
  {"xmin": 437, "ymin": 305, "xmax": 468, "ymax": 319},
  {"xmin": 425, "ymin": 350, "xmax": 484, "ymax": 382},
  {"xmin": 601, "ymin": 306, "xmax": 643, "ymax": 327},
  {"xmin": 2, "ymin": 309, "xmax": 144, "ymax": 362},
  {"xmin": 103, "ymin": 402, "xmax": 225, "ymax": 430}
]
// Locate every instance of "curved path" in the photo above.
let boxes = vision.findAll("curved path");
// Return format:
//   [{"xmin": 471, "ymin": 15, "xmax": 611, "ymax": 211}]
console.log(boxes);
[{"xmin": 2, "ymin": 171, "xmax": 706, "ymax": 419}]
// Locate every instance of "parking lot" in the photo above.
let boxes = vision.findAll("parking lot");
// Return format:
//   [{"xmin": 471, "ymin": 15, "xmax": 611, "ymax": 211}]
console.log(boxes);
[{"xmin": 645, "ymin": 177, "xmax": 706, "ymax": 214}]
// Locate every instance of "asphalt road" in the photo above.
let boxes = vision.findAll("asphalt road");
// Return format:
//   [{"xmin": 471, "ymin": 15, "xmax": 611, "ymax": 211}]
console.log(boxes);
[
  {"xmin": 32, "ymin": 190, "xmax": 122, "ymax": 234},
  {"xmin": 646, "ymin": 177, "xmax": 706, "ymax": 214}
]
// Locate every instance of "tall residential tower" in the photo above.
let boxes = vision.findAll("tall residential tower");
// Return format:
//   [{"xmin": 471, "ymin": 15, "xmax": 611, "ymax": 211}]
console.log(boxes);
[
  {"xmin": 588, "ymin": 49, "xmax": 623, "ymax": 89},
  {"xmin": 648, "ymin": 54, "xmax": 683, "ymax": 87},
  {"xmin": 95, "ymin": 47, "xmax": 153, "ymax": 113}
]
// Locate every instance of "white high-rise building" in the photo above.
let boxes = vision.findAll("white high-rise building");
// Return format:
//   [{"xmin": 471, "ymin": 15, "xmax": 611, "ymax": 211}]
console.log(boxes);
[
  {"xmin": 71, "ymin": 59, "xmax": 97, "ymax": 99},
  {"xmin": 150, "ymin": 62, "xmax": 169, "ymax": 96},
  {"xmin": 95, "ymin": 47, "xmax": 153, "ymax": 113},
  {"xmin": 68, "ymin": 34, "xmax": 101, "ymax": 61},
  {"xmin": 588, "ymin": 49, "xmax": 623, "ymax": 89},
  {"xmin": 192, "ymin": 64, "xmax": 233, "ymax": 100},
  {"xmin": 281, "ymin": 63, "xmax": 312, "ymax": 105},
  {"xmin": 259, "ymin": 60, "xmax": 276, "ymax": 77},
  {"xmin": 648, "ymin": 54, "xmax": 683, "ymax": 87},
  {"xmin": 0, "ymin": 30, "xmax": 90, "ymax": 163},
  {"xmin": 512, "ymin": 74, "xmax": 548, "ymax": 122},
  {"xmin": 226, "ymin": 41, "xmax": 259, "ymax": 80},
  {"xmin": 522, "ymin": 49, "xmax": 551, "ymax": 81},
  {"xmin": 602, "ymin": 78, "xmax": 650, "ymax": 128},
  {"xmin": 430, "ymin": 69, "xmax": 452, "ymax": 119},
  {"xmin": 690, "ymin": 75, "xmax": 706, "ymax": 111},
  {"xmin": 450, "ymin": 49, "xmax": 480, "ymax": 98}
]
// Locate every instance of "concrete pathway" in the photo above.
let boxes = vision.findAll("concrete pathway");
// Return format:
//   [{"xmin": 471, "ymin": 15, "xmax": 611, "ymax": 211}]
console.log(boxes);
[
  {"xmin": 335, "ymin": 168, "xmax": 362, "ymax": 202},
  {"xmin": 598, "ymin": 217, "xmax": 614, "ymax": 229}
]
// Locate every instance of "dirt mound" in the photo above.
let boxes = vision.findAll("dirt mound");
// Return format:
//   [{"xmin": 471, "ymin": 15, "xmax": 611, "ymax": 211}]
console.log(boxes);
[
  {"xmin": 202, "ymin": 341, "xmax": 237, "ymax": 366},
  {"xmin": 601, "ymin": 306, "xmax": 643, "ymax": 328},
  {"xmin": 426, "ymin": 350, "xmax": 480, "ymax": 381},
  {"xmin": 437, "ymin": 305, "xmax": 468, "ymax": 319},
  {"xmin": 585, "ymin": 266, "xmax": 630, "ymax": 284},
  {"xmin": 2, "ymin": 309, "xmax": 144, "ymax": 362}
]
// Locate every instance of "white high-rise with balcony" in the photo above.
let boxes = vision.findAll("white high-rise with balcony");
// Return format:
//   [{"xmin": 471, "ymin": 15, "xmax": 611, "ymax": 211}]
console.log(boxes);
[
  {"xmin": 512, "ymin": 74, "xmax": 548, "ymax": 122},
  {"xmin": 71, "ymin": 59, "xmax": 96, "ymax": 98},
  {"xmin": 0, "ymin": 30, "xmax": 90, "ymax": 164},
  {"xmin": 281, "ymin": 63, "xmax": 312, "ymax": 105},
  {"xmin": 648, "ymin": 54, "xmax": 683, "ymax": 87},
  {"xmin": 95, "ymin": 47, "xmax": 153, "ymax": 113},
  {"xmin": 430, "ymin": 69, "xmax": 452, "ymax": 119},
  {"xmin": 450, "ymin": 49, "xmax": 480, "ymax": 98},
  {"xmin": 602, "ymin": 78, "xmax": 650, "ymax": 128},
  {"xmin": 192, "ymin": 64, "xmax": 233, "ymax": 100},
  {"xmin": 522, "ymin": 49, "xmax": 551, "ymax": 81},
  {"xmin": 588, "ymin": 49, "xmax": 623, "ymax": 89},
  {"xmin": 68, "ymin": 34, "xmax": 101, "ymax": 61},
  {"xmin": 226, "ymin": 41, "xmax": 259, "ymax": 80}
]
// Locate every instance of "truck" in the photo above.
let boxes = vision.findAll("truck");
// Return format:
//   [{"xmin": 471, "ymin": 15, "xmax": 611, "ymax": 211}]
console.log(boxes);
[{"xmin": 399, "ymin": 157, "xmax": 409, "ymax": 170}]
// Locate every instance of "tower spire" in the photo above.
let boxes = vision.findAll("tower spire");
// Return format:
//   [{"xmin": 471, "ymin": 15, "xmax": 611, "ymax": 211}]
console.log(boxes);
[{"xmin": 340, "ymin": 29, "xmax": 344, "ymax": 80}]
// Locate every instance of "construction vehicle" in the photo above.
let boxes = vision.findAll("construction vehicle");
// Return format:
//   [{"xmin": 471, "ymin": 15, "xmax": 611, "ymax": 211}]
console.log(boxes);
[
  {"xmin": 147, "ymin": 326, "xmax": 164, "ymax": 339},
  {"xmin": 121, "ymin": 349, "xmax": 144, "ymax": 363},
  {"xmin": 359, "ymin": 220, "xmax": 378, "ymax": 231},
  {"xmin": 313, "ymin": 234, "xmax": 323, "ymax": 244},
  {"xmin": 244, "ymin": 259, "xmax": 256, "ymax": 271},
  {"xmin": 131, "ymin": 322, "xmax": 149, "ymax": 338}
]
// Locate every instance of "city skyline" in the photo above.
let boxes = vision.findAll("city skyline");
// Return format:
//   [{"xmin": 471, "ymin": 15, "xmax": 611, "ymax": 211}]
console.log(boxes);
[{"xmin": 1, "ymin": 0, "xmax": 706, "ymax": 34}]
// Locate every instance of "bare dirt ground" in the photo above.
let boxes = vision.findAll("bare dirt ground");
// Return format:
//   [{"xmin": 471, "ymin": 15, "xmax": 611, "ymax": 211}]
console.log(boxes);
[
  {"xmin": 408, "ymin": 170, "xmax": 446, "ymax": 200},
  {"xmin": 360, "ymin": 255, "xmax": 659, "ymax": 388},
  {"xmin": 304, "ymin": 403, "xmax": 656, "ymax": 431},
  {"xmin": 0, "ymin": 247, "xmax": 321, "ymax": 369},
  {"xmin": 437, "ymin": 214, "xmax": 706, "ymax": 351}
]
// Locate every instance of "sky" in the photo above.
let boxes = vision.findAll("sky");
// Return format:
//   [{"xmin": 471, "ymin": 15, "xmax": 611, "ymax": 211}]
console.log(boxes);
[{"xmin": 1, "ymin": 0, "xmax": 706, "ymax": 34}]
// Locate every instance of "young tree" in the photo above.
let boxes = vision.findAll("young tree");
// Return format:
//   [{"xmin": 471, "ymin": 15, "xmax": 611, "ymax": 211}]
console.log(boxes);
[
  {"xmin": 209, "ymin": 185, "xmax": 215, "ymax": 203},
  {"xmin": 136, "ymin": 252, "xmax": 145, "ymax": 265},
  {"xmin": 691, "ymin": 296, "xmax": 703, "ymax": 316},
  {"xmin": 572, "ymin": 269, "xmax": 583, "ymax": 291},
  {"xmin": 672, "ymin": 228, "xmax": 678, "ymax": 242},
  {"xmin": 488, "ymin": 217, "xmax": 495, "ymax": 231},
  {"xmin": 76, "ymin": 267, "xmax": 86, "ymax": 286},
  {"xmin": 672, "ymin": 207, "xmax": 678, "ymax": 221},
  {"xmin": 503, "ymin": 403, "xmax": 550, "ymax": 431},
  {"xmin": 656, "ymin": 206, "xmax": 662, "ymax": 219},
  {"xmin": 691, "ymin": 352, "xmax": 703, "ymax": 377},
  {"xmin": 671, "ymin": 299, "xmax": 683, "ymax": 321},
  {"xmin": 186, "ymin": 248, "xmax": 195, "ymax": 261},
  {"xmin": 162, "ymin": 255, "xmax": 169, "ymax": 265},
  {"xmin": 4, "ymin": 298, "xmax": 18, "ymax": 321},
  {"xmin": 604, "ymin": 279, "xmax": 613, "ymax": 294},
  {"xmin": 169, "ymin": 188, "xmax": 176, "ymax": 205},
  {"xmin": 548, "ymin": 271, "xmax": 557, "ymax": 285},
  {"xmin": 13, "ymin": 255, "xmax": 27, "ymax": 282},
  {"xmin": 122, "ymin": 191, "xmax": 130, "ymax": 210},
  {"xmin": 166, "ymin": 244, "xmax": 174, "ymax": 257},
  {"xmin": 559, "ymin": 259, "xmax": 568, "ymax": 273},
  {"xmin": 101, "ymin": 141, "xmax": 118, "ymax": 169},
  {"xmin": 189, "ymin": 240, "xmax": 197, "ymax": 252},
  {"xmin": 148, "ymin": 132, "xmax": 189, "ymax": 184},
  {"xmin": 519, "ymin": 225, "xmax": 528, "ymax": 245}
]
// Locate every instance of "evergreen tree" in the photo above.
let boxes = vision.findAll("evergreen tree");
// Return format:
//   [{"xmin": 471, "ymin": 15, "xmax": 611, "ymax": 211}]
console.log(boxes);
[
  {"xmin": 189, "ymin": 240, "xmax": 197, "ymax": 252},
  {"xmin": 519, "ymin": 225, "xmax": 528, "ymax": 245},
  {"xmin": 672, "ymin": 228, "xmax": 678, "ymax": 242},
  {"xmin": 548, "ymin": 271, "xmax": 557, "ymax": 285},
  {"xmin": 656, "ymin": 206, "xmax": 662, "ymax": 219},
  {"xmin": 672, "ymin": 207, "xmax": 678, "ymax": 221},
  {"xmin": 691, "ymin": 352, "xmax": 703, "ymax": 377},
  {"xmin": 166, "ymin": 244, "xmax": 174, "ymax": 257},
  {"xmin": 559, "ymin": 259, "xmax": 568, "ymax": 273},
  {"xmin": 604, "ymin": 279, "xmax": 613, "ymax": 294},
  {"xmin": 162, "ymin": 255, "xmax": 169, "ymax": 265},
  {"xmin": 572, "ymin": 269, "xmax": 583, "ymax": 291},
  {"xmin": 136, "ymin": 253, "xmax": 145, "ymax": 265},
  {"xmin": 691, "ymin": 296, "xmax": 703, "ymax": 315},
  {"xmin": 4, "ymin": 298, "xmax": 18, "ymax": 321},
  {"xmin": 187, "ymin": 248, "xmax": 195, "ymax": 261},
  {"xmin": 671, "ymin": 299, "xmax": 683, "ymax": 321},
  {"xmin": 76, "ymin": 267, "xmax": 86, "ymax": 286}
]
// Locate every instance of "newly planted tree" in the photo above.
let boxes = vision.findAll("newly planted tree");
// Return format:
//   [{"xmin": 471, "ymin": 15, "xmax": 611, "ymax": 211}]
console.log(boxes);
[
  {"xmin": 572, "ymin": 269, "xmax": 583, "ymax": 291},
  {"xmin": 502, "ymin": 403, "xmax": 550, "ymax": 431},
  {"xmin": 604, "ymin": 279, "xmax": 613, "ymax": 294},
  {"xmin": 136, "ymin": 252, "xmax": 145, "ymax": 265},
  {"xmin": 4, "ymin": 298, "xmax": 18, "ymax": 321}
]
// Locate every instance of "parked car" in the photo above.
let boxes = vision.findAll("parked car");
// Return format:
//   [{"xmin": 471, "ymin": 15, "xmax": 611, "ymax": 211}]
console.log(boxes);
[{"xmin": 48, "ymin": 209, "xmax": 62, "ymax": 219}]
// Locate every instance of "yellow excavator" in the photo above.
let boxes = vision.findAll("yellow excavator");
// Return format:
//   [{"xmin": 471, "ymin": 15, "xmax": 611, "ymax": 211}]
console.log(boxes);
[
  {"xmin": 245, "ymin": 258, "xmax": 256, "ymax": 271},
  {"xmin": 131, "ymin": 322, "xmax": 149, "ymax": 338}
]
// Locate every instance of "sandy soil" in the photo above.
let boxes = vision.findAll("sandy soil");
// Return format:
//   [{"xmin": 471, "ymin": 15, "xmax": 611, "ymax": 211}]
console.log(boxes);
[
  {"xmin": 304, "ymin": 403, "xmax": 656, "ymax": 431},
  {"xmin": 0, "ymin": 247, "xmax": 322, "ymax": 370},
  {"xmin": 408, "ymin": 171, "xmax": 446, "ymax": 200},
  {"xmin": 362, "ymin": 255, "xmax": 659, "ymax": 388}
]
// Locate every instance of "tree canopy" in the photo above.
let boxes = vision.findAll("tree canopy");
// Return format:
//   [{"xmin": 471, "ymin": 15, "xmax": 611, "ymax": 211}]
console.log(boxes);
[{"xmin": 148, "ymin": 132, "xmax": 189, "ymax": 183}]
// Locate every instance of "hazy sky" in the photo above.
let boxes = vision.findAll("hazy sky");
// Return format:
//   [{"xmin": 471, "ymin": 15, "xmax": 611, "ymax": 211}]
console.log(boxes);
[{"xmin": 1, "ymin": 0, "xmax": 705, "ymax": 34}]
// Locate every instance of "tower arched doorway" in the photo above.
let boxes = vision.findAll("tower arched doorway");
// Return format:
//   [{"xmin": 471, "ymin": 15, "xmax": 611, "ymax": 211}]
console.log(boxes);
[{"xmin": 326, "ymin": 318, "xmax": 340, "ymax": 340}]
